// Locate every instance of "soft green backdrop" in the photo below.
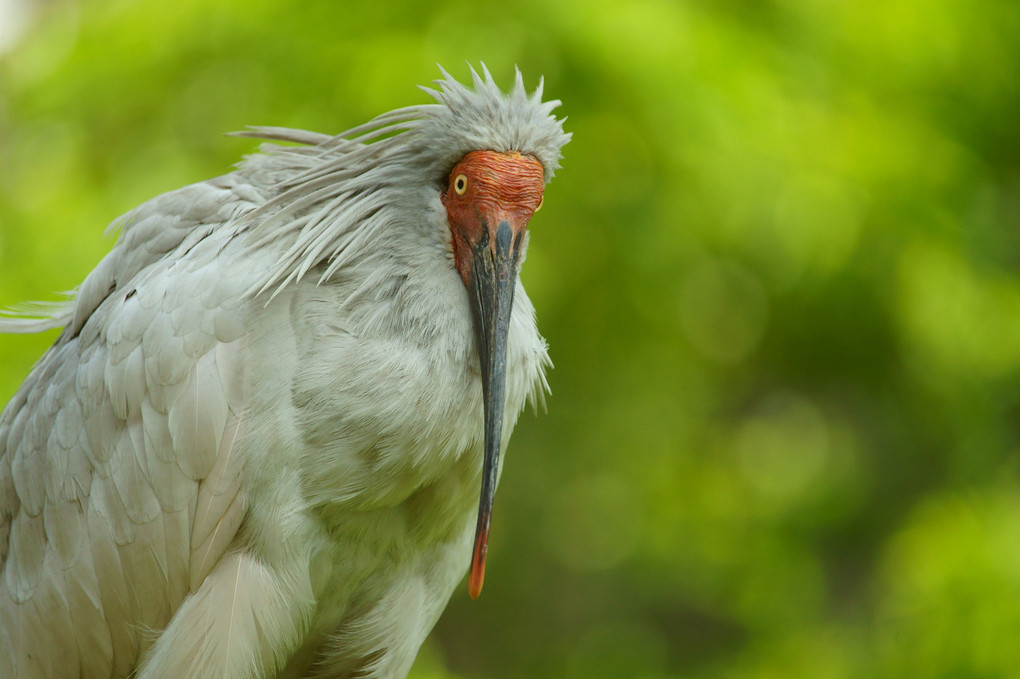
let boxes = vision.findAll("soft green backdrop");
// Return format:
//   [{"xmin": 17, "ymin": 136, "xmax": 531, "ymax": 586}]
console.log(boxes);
[{"xmin": 2, "ymin": 1, "xmax": 1019, "ymax": 677}]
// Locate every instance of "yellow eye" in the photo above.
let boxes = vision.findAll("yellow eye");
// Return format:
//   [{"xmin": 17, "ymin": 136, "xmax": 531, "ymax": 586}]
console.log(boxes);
[
  {"xmin": 454, "ymin": 174, "xmax": 468, "ymax": 196},
  {"xmin": 535, "ymin": 195, "xmax": 544, "ymax": 212}
]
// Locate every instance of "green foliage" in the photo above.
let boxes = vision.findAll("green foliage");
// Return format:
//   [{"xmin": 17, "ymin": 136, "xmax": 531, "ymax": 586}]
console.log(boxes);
[{"xmin": 2, "ymin": 0, "xmax": 1019, "ymax": 676}]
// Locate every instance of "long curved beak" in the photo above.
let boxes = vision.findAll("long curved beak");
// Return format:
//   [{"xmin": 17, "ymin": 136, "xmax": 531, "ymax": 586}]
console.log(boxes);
[{"xmin": 467, "ymin": 218, "xmax": 522, "ymax": 599}]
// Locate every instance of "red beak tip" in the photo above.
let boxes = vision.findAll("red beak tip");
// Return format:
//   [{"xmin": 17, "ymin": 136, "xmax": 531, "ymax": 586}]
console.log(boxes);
[
  {"xmin": 468, "ymin": 565, "xmax": 485, "ymax": 599},
  {"xmin": 469, "ymin": 528, "xmax": 489, "ymax": 599}
]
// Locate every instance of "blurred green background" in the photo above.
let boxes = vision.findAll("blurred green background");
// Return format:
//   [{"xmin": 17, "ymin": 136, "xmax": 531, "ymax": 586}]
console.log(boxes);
[{"xmin": 2, "ymin": 0, "xmax": 1020, "ymax": 677}]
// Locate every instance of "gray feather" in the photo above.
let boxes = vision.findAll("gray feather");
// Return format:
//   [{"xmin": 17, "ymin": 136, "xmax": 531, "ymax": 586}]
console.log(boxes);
[{"xmin": 0, "ymin": 66, "xmax": 566, "ymax": 678}]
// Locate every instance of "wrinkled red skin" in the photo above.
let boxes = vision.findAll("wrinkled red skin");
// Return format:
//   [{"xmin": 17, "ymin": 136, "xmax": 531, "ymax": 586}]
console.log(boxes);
[{"xmin": 441, "ymin": 150, "xmax": 545, "ymax": 288}]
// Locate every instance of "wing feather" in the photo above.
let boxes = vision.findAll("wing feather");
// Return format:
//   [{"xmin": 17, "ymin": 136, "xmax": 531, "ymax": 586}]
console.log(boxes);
[
  {"xmin": 169, "ymin": 355, "xmax": 229, "ymax": 480},
  {"xmin": 190, "ymin": 412, "xmax": 245, "ymax": 589},
  {"xmin": 11, "ymin": 591, "xmax": 51, "ymax": 677},
  {"xmin": 87, "ymin": 496, "xmax": 138, "ymax": 676},
  {"xmin": 34, "ymin": 554, "xmax": 80, "ymax": 677},
  {"xmin": 117, "ymin": 515, "xmax": 171, "ymax": 647},
  {"xmin": 111, "ymin": 418, "xmax": 161, "ymax": 526},
  {"xmin": 1, "ymin": 174, "xmax": 262, "ymax": 675},
  {"xmin": 4, "ymin": 512, "xmax": 44, "ymax": 602},
  {"xmin": 43, "ymin": 500, "xmax": 85, "ymax": 569},
  {"xmin": 63, "ymin": 542, "xmax": 114, "ymax": 677}
]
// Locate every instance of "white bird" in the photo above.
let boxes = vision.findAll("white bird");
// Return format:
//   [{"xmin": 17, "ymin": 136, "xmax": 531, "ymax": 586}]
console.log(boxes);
[{"xmin": 0, "ymin": 66, "xmax": 569, "ymax": 678}]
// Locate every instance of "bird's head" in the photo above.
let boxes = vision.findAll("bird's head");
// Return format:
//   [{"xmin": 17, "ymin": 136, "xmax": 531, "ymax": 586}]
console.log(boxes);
[{"xmin": 440, "ymin": 149, "xmax": 545, "ymax": 599}]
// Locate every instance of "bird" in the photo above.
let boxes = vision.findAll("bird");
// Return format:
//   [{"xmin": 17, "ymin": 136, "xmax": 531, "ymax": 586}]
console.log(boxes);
[{"xmin": 0, "ymin": 65, "xmax": 569, "ymax": 678}]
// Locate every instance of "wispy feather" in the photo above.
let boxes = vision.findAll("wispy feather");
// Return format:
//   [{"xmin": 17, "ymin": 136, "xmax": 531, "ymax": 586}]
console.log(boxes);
[
  {"xmin": 0, "ymin": 66, "xmax": 570, "ymax": 325},
  {"xmin": 0, "ymin": 297, "xmax": 76, "ymax": 334},
  {"xmin": 233, "ymin": 64, "xmax": 570, "ymax": 301}
]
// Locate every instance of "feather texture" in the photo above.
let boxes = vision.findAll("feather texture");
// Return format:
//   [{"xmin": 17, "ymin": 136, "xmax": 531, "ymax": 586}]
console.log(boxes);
[{"xmin": 0, "ymin": 67, "xmax": 567, "ymax": 678}]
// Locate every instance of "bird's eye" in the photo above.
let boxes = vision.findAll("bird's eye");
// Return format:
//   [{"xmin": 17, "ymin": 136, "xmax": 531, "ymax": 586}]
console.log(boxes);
[
  {"xmin": 535, "ymin": 195, "xmax": 544, "ymax": 212},
  {"xmin": 454, "ymin": 174, "xmax": 468, "ymax": 196}
]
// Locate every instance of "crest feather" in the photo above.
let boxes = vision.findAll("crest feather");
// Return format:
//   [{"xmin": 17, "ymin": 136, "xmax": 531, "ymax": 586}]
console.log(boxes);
[{"xmin": 237, "ymin": 64, "xmax": 570, "ymax": 299}]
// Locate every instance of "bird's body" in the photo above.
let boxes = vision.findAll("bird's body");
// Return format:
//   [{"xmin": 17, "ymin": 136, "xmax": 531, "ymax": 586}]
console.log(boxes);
[{"xmin": 0, "ymin": 68, "xmax": 568, "ymax": 678}]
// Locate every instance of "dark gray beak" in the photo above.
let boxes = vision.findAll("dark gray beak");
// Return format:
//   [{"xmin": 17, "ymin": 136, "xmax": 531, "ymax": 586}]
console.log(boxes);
[{"xmin": 467, "ymin": 219, "xmax": 521, "ymax": 599}]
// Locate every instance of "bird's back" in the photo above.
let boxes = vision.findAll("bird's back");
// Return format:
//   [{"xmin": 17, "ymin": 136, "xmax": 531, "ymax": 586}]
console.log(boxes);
[{"xmin": 0, "ymin": 171, "xmax": 266, "ymax": 677}]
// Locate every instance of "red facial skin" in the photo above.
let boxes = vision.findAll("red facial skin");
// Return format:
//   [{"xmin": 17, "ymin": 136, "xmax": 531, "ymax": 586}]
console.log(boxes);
[{"xmin": 441, "ymin": 150, "xmax": 545, "ymax": 287}]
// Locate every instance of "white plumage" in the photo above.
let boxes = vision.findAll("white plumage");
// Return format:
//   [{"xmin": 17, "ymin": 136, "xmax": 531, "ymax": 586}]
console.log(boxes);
[{"xmin": 0, "ymin": 66, "xmax": 569, "ymax": 678}]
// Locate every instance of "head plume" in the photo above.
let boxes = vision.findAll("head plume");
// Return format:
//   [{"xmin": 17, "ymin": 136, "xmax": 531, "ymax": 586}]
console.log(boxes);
[
  {"xmin": 236, "ymin": 65, "xmax": 569, "ymax": 299},
  {"xmin": 412, "ymin": 64, "xmax": 571, "ymax": 183}
]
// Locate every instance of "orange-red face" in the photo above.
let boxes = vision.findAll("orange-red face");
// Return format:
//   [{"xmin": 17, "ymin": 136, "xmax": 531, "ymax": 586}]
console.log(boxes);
[{"xmin": 441, "ymin": 150, "xmax": 545, "ymax": 287}]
